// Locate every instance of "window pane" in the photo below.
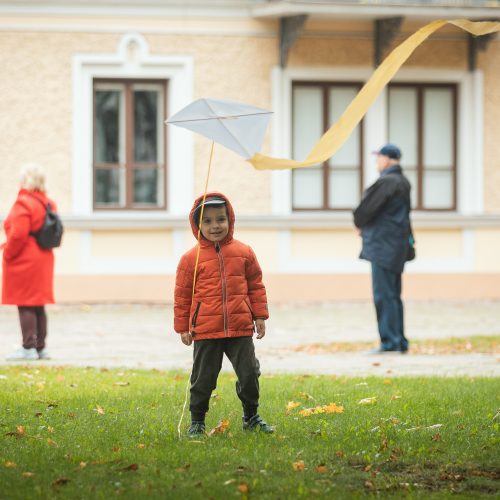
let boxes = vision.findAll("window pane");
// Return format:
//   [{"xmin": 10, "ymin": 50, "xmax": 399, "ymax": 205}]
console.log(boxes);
[
  {"xmin": 95, "ymin": 168, "xmax": 123, "ymax": 205},
  {"xmin": 405, "ymin": 167, "xmax": 418, "ymax": 208},
  {"xmin": 133, "ymin": 168, "xmax": 158, "ymax": 204},
  {"xmin": 424, "ymin": 88, "xmax": 453, "ymax": 168},
  {"xmin": 388, "ymin": 87, "xmax": 417, "ymax": 168},
  {"xmin": 134, "ymin": 90, "xmax": 159, "ymax": 163},
  {"xmin": 292, "ymin": 86, "xmax": 323, "ymax": 161},
  {"xmin": 329, "ymin": 169, "xmax": 359, "ymax": 208},
  {"xmin": 328, "ymin": 87, "xmax": 359, "ymax": 168},
  {"xmin": 423, "ymin": 170, "xmax": 453, "ymax": 208},
  {"xmin": 95, "ymin": 90, "xmax": 121, "ymax": 163},
  {"xmin": 293, "ymin": 168, "xmax": 323, "ymax": 208}
]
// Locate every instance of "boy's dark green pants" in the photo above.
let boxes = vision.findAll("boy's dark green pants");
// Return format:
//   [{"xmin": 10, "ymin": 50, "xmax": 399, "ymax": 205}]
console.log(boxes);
[{"xmin": 190, "ymin": 336, "xmax": 260, "ymax": 418}]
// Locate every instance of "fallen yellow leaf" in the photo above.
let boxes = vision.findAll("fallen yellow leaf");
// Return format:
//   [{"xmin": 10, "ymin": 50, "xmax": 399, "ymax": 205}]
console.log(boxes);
[
  {"xmin": 5, "ymin": 461, "xmax": 16, "ymax": 468},
  {"xmin": 286, "ymin": 401, "xmax": 301, "ymax": 412},
  {"xmin": 299, "ymin": 403, "xmax": 344, "ymax": 417},
  {"xmin": 137, "ymin": 443, "xmax": 146, "ymax": 449},
  {"xmin": 316, "ymin": 464, "xmax": 328, "ymax": 473},
  {"xmin": 209, "ymin": 419, "xmax": 230, "ymax": 436},
  {"xmin": 298, "ymin": 392, "xmax": 314, "ymax": 400},
  {"xmin": 95, "ymin": 405, "xmax": 105, "ymax": 415},
  {"xmin": 324, "ymin": 402, "xmax": 344, "ymax": 414},
  {"xmin": 79, "ymin": 462, "xmax": 87, "ymax": 469},
  {"xmin": 16, "ymin": 425, "xmax": 26, "ymax": 435},
  {"xmin": 22, "ymin": 472, "xmax": 34, "ymax": 478},
  {"xmin": 47, "ymin": 426, "xmax": 55, "ymax": 433},
  {"xmin": 292, "ymin": 460, "xmax": 305, "ymax": 472},
  {"xmin": 383, "ymin": 379, "xmax": 392, "ymax": 385}
]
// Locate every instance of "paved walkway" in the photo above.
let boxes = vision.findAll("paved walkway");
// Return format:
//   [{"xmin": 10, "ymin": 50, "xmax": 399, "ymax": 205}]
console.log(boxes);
[{"xmin": 0, "ymin": 301, "xmax": 499, "ymax": 376}]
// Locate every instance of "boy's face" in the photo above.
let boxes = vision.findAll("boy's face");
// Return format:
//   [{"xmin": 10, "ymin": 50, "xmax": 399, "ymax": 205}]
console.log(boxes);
[{"xmin": 199, "ymin": 205, "xmax": 229, "ymax": 243}]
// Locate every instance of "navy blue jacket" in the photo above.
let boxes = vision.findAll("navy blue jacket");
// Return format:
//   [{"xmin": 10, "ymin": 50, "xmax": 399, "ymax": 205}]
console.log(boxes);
[{"xmin": 353, "ymin": 165, "xmax": 412, "ymax": 273}]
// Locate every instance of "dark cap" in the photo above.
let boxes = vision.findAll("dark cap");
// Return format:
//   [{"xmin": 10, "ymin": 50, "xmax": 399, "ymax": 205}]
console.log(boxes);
[
  {"xmin": 373, "ymin": 143, "xmax": 401, "ymax": 160},
  {"xmin": 193, "ymin": 196, "xmax": 226, "ymax": 226}
]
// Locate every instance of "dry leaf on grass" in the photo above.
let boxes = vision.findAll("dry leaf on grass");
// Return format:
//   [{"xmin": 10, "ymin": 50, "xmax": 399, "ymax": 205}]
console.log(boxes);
[
  {"xmin": 238, "ymin": 482, "xmax": 250, "ymax": 493},
  {"xmin": 292, "ymin": 460, "xmax": 305, "ymax": 472},
  {"xmin": 52, "ymin": 478, "xmax": 70, "ymax": 487},
  {"xmin": 94, "ymin": 405, "xmax": 105, "ymax": 415},
  {"xmin": 113, "ymin": 382, "xmax": 130, "ymax": 387},
  {"xmin": 298, "ymin": 392, "xmax": 314, "ymax": 400},
  {"xmin": 286, "ymin": 401, "xmax": 301, "ymax": 412},
  {"xmin": 358, "ymin": 397, "xmax": 377, "ymax": 405},
  {"xmin": 299, "ymin": 403, "xmax": 344, "ymax": 417},
  {"xmin": 175, "ymin": 464, "xmax": 191, "ymax": 472},
  {"xmin": 4, "ymin": 461, "xmax": 16, "ymax": 468},
  {"xmin": 209, "ymin": 419, "xmax": 230, "ymax": 436},
  {"xmin": 123, "ymin": 464, "xmax": 139, "ymax": 471},
  {"xmin": 315, "ymin": 464, "xmax": 328, "ymax": 473},
  {"xmin": 137, "ymin": 443, "xmax": 146, "ymax": 449},
  {"xmin": 22, "ymin": 472, "xmax": 34, "ymax": 478}
]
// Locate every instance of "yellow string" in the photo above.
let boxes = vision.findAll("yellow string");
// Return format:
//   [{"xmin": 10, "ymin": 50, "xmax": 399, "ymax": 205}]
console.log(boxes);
[
  {"xmin": 178, "ymin": 140, "xmax": 215, "ymax": 440},
  {"xmin": 248, "ymin": 19, "xmax": 500, "ymax": 171},
  {"xmin": 192, "ymin": 140, "xmax": 215, "ymax": 303}
]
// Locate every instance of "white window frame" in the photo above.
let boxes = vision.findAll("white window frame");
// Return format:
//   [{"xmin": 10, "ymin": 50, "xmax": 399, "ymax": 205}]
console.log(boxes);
[
  {"xmin": 72, "ymin": 32, "xmax": 194, "ymax": 216},
  {"xmin": 271, "ymin": 66, "xmax": 484, "ymax": 216}
]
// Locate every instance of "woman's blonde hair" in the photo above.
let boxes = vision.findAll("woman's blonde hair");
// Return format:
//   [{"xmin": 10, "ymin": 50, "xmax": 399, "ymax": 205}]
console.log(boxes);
[{"xmin": 20, "ymin": 163, "xmax": 46, "ymax": 192}]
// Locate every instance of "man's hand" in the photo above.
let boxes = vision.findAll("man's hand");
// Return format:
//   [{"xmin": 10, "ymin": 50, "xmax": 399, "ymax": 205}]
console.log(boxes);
[
  {"xmin": 255, "ymin": 319, "xmax": 266, "ymax": 339},
  {"xmin": 180, "ymin": 332, "xmax": 193, "ymax": 346}
]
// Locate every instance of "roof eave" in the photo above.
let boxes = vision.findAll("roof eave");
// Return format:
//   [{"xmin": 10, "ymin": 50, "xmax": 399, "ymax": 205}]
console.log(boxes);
[{"xmin": 251, "ymin": 3, "xmax": 500, "ymax": 21}]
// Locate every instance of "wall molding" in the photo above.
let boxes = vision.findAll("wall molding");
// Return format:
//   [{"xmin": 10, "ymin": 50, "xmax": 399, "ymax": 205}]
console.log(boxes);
[{"xmin": 72, "ymin": 32, "xmax": 194, "ymax": 216}]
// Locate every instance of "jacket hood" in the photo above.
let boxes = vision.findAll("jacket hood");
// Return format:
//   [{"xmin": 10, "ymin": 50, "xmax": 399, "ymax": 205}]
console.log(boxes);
[{"xmin": 189, "ymin": 191, "xmax": 235, "ymax": 246}]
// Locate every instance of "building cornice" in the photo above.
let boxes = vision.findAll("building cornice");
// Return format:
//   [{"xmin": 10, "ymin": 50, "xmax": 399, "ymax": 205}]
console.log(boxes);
[
  {"xmin": 252, "ymin": 1, "xmax": 500, "ymax": 21},
  {"xmin": 1, "ymin": 212, "xmax": 497, "ymax": 231}
]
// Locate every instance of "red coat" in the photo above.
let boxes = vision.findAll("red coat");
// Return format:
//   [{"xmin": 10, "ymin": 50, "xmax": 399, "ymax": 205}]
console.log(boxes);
[
  {"xmin": 174, "ymin": 192, "xmax": 269, "ymax": 340},
  {"xmin": 1, "ymin": 189, "xmax": 57, "ymax": 305}
]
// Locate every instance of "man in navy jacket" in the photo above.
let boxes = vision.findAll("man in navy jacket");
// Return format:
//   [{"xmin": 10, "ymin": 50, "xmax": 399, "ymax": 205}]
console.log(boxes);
[{"xmin": 353, "ymin": 144, "xmax": 414, "ymax": 353}]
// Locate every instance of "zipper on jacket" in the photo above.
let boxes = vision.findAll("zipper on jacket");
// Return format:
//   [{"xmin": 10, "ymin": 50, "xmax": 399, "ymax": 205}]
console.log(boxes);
[
  {"xmin": 215, "ymin": 242, "xmax": 228, "ymax": 336},
  {"xmin": 191, "ymin": 302, "xmax": 201, "ymax": 329}
]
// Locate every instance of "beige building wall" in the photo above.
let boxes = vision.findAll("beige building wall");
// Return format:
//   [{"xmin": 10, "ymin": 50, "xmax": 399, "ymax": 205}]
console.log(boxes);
[{"xmin": 1, "ymin": 11, "xmax": 500, "ymax": 303}]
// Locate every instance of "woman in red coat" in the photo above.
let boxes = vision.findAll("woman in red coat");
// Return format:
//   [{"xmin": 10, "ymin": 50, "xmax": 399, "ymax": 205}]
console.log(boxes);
[{"xmin": 1, "ymin": 164, "xmax": 58, "ymax": 361}]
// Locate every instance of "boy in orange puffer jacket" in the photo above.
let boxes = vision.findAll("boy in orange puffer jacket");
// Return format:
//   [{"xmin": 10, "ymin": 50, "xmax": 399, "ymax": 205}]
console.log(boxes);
[{"xmin": 174, "ymin": 192, "xmax": 274, "ymax": 436}]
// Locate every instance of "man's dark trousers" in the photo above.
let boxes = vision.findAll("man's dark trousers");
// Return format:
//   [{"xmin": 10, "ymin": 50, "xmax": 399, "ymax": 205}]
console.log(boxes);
[
  {"xmin": 371, "ymin": 263, "xmax": 409, "ymax": 352},
  {"xmin": 190, "ymin": 336, "xmax": 260, "ymax": 419}
]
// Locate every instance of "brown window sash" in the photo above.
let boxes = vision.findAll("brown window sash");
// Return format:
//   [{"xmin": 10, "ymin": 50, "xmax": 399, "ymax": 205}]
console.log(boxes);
[
  {"xmin": 93, "ymin": 78, "xmax": 168, "ymax": 211},
  {"xmin": 291, "ymin": 81, "xmax": 364, "ymax": 212}
]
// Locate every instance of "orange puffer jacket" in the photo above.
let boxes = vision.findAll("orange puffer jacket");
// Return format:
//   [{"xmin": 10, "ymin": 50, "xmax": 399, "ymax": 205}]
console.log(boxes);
[{"xmin": 174, "ymin": 192, "xmax": 269, "ymax": 340}]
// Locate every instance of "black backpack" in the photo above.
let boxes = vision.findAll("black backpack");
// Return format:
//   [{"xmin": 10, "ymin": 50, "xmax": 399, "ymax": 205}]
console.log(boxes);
[{"xmin": 29, "ymin": 196, "xmax": 63, "ymax": 249}]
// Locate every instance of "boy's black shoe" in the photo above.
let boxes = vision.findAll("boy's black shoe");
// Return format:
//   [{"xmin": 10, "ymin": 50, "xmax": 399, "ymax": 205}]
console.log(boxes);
[
  {"xmin": 242, "ymin": 414, "xmax": 274, "ymax": 433},
  {"xmin": 187, "ymin": 421, "xmax": 206, "ymax": 437}
]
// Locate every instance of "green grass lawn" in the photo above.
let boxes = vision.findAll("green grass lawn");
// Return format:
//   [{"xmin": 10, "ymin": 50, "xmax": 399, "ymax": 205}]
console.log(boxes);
[{"xmin": 0, "ymin": 366, "xmax": 498, "ymax": 499}]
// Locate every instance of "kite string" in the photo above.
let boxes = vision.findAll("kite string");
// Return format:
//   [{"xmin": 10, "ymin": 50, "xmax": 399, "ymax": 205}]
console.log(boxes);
[{"xmin": 177, "ymin": 140, "xmax": 215, "ymax": 440}]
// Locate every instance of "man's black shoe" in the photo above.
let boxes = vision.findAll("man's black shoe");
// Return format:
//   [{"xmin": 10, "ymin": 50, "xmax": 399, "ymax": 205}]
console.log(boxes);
[
  {"xmin": 242, "ymin": 414, "xmax": 274, "ymax": 433},
  {"xmin": 187, "ymin": 421, "xmax": 206, "ymax": 437}
]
